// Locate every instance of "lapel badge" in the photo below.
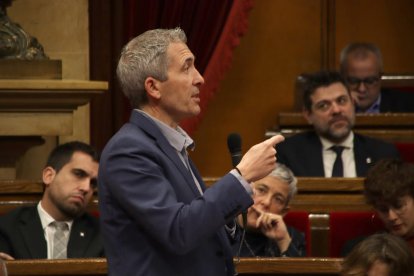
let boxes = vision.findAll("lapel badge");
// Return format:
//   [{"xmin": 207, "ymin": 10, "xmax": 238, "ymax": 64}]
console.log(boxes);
[
  {"xmin": 366, "ymin": 157, "xmax": 372, "ymax": 164},
  {"xmin": 80, "ymin": 232, "xmax": 85, "ymax": 237}
]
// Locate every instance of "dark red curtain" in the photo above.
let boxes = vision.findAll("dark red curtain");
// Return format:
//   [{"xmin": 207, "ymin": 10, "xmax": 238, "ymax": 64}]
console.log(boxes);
[{"xmin": 122, "ymin": 0, "xmax": 254, "ymax": 135}]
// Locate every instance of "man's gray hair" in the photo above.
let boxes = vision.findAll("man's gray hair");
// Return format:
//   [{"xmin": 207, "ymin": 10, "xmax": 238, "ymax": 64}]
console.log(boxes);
[
  {"xmin": 116, "ymin": 27, "xmax": 187, "ymax": 108},
  {"xmin": 339, "ymin": 42, "xmax": 383, "ymax": 75},
  {"xmin": 268, "ymin": 163, "xmax": 298, "ymax": 204}
]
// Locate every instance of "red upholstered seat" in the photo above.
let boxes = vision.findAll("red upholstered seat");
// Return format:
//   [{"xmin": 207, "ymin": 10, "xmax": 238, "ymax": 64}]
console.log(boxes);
[
  {"xmin": 329, "ymin": 211, "xmax": 385, "ymax": 257},
  {"xmin": 284, "ymin": 211, "xmax": 311, "ymax": 256},
  {"xmin": 395, "ymin": 142, "xmax": 414, "ymax": 163}
]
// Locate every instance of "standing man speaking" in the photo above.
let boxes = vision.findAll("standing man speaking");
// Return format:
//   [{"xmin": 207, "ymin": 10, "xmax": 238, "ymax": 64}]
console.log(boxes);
[{"xmin": 98, "ymin": 28, "xmax": 284, "ymax": 276}]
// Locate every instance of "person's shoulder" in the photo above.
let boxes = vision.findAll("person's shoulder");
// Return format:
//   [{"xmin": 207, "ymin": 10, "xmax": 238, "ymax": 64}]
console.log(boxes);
[
  {"xmin": 0, "ymin": 205, "xmax": 36, "ymax": 224},
  {"xmin": 280, "ymin": 131, "xmax": 317, "ymax": 145},
  {"xmin": 341, "ymin": 235, "xmax": 368, "ymax": 257},
  {"xmin": 381, "ymin": 88, "xmax": 414, "ymax": 98},
  {"xmin": 76, "ymin": 212, "xmax": 100, "ymax": 225},
  {"xmin": 354, "ymin": 133, "xmax": 399, "ymax": 155},
  {"xmin": 354, "ymin": 133, "xmax": 394, "ymax": 146}
]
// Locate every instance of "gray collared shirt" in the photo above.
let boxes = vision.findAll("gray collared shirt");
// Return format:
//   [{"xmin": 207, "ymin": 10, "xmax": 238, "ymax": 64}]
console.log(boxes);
[{"xmin": 134, "ymin": 109, "xmax": 252, "ymax": 195}]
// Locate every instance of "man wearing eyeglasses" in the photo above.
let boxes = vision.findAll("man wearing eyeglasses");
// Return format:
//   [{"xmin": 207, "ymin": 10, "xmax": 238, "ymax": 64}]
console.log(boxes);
[{"xmin": 340, "ymin": 42, "xmax": 414, "ymax": 113}]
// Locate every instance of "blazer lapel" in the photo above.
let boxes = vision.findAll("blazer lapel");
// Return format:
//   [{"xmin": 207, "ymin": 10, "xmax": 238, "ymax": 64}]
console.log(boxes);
[
  {"xmin": 353, "ymin": 134, "xmax": 370, "ymax": 176},
  {"xmin": 19, "ymin": 208, "xmax": 47, "ymax": 258},
  {"xmin": 67, "ymin": 216, "xmax": 95, "ymax": 257},
  {"xmin": 130, "ymin": 111, "xmax": 202, "ymax": 196},
  {"xmin": 307, "ymin": 133, "xmax": 325, "ymax": 176}
]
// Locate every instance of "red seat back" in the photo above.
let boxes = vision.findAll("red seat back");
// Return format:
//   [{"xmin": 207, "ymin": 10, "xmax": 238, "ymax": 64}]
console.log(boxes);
[
  {"xmin": 329, "ymin": 211, "xmax": 385, "ymax": 257},
  {"xmin": 395, "ymin": 142, "xmax": 414, "ymax": 163},
  {"xmin": 284, "ymin": 211, "xmax": 311, "ymax": 256}
]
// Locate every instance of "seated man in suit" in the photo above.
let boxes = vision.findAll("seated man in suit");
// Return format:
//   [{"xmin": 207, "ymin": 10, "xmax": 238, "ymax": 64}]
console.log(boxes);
[
  {"xmin": 340, "ymin": 42, "xmax": 414, "ymax": 113},
  {"xmin": 233, "ymin": 163, "xmax": 306, "ymax": 257},
  {"xmin": 277, "ymin": 71, "xmax": 400, "ymax": 177},
  {"xmin": 0, "ymin": 141, "xmax": 104, "ymax": 260}
]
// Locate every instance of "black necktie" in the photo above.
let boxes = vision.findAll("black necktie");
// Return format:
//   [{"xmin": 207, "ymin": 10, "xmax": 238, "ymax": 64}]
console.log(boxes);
[{"xmin": 331, "ymin": 145, "xmax": 344, "ymax": 177}]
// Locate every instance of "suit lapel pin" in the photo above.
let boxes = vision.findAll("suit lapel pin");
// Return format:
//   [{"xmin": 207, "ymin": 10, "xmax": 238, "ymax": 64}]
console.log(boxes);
[
  {"xmin": 80, "ymin": 232, "xmax": 85, "ymax": 237},
  {"xmin": 366, "ymin": 157, "xmax": 372, "ymax": 164}
]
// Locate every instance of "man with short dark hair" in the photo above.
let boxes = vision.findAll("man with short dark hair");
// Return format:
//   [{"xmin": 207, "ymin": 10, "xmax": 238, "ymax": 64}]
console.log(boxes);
[
  {"xmin": 0, "ymin": 141, "xmax": 104, "ymax": 260},
  {"xmin": 340, "ymin": 42, "xmax": 414, "ymax": 113},
  {"xmin": 277, "ymin": 71, "xmax": 400, "ymax": 177}
]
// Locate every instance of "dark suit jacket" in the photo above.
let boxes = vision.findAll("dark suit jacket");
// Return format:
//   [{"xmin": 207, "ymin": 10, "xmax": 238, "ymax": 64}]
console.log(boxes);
[
  {"xmin": 98, "ymin": 110, "xmax": 253, "ymax": 276},
  {"xmin": 380, "ymin": 88, "xmax": 414, "ymax": 113},
  {"xmin": 276, "ymin": 131, "xmax": 400, "ymax": 177},
  {"xmin": 0, "ymin": 206, "xmax": 104, "ymax": 259}
]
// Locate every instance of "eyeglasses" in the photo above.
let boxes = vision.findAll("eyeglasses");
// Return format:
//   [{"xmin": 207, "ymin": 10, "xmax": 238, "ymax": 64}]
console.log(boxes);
[{"xmin": 346, "ymin": 76, "xmax": 380, "ymax": 88}]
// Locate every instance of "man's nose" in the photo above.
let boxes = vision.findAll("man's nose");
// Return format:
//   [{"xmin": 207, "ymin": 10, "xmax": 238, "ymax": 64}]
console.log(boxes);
[
  {"xmin": 357, "ymin": 81, "xmax": 367, "ymax": 91},
  {"xmin": 79, "ymin": 179, "xmax": 92, "ymax": 192},
  {"xmin": 193, "ymin": 68, "xmax": 205, "ymax": 86},
  {"xmin": 331, "ymin": 102, "xmax": 341, "ymax": 113}
]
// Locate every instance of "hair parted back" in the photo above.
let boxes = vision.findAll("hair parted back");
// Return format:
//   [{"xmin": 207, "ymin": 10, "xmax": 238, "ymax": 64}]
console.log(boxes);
[
  {"xmin": 45, "ymin": 141, "xmax": 99, "ymax": 173},
  {"xmin": 340, "ymin": 233, "xmax": 414, "ymax": 276},
  {"xmin": 268, "ymin": 163, "xmax": 298, "ymax": 204},
  {"xmin": 364, "ymin": 158, "xmax": 414, "ymax": 207},
  {"xmin": 116, "ymin": 27, "xmax": 187, "ymax": 109},
  {"xmin": 301, "ymin": 71, "xmax": 348, "ymax": 111},
  {"xmin": 339, "ymin": 42, "xmax": 383, "ymax": 75}
]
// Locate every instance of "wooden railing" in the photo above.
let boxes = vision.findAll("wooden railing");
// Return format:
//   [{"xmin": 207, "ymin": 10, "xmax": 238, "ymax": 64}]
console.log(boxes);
[
  {"xmin": 4, "ymin": 258, "xmax": 343, "ymax": 276},
  {"xmin": 0, "ymin": 178, "xmax": 371, "ymax": 257},
  {"xmin": 266, "ymin": 113, "xmax": 414, "ymax": 143}
]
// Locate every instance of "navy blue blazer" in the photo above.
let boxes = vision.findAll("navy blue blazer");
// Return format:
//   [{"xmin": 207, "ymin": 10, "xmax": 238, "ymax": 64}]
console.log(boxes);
[
  {"xmin": 0, "ymin": 206, "xmax": 104, "ymax": 259},
  {"xmin": 276, "ymin": 131, "xmax": 400, "ymax": 177},
  {"xmin": 379, "ymin": 88, "xmax": 414, "ymax": 113},
  {"xmin": 98, "ymin": 110, "xmax": 253, "ymax": 276}
]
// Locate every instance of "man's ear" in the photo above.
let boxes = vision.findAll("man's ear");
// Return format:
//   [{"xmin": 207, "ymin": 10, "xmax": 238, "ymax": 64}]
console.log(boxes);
[
  {"xmin": 144, "ymin": 77, "xmax": 162, "ymax": 100},
  {"xmin": 302, "ymin": 108, "xmax": 313, "ymax": 125},
  {"xmin": 42, "ymin": 166, "xmax": 56, "ymax": 188}
]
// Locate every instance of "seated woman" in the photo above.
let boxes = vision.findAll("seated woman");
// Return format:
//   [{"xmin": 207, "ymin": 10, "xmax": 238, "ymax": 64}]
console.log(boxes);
[
  {"xmin": 342, "ymin": 158, "xmax": 414, "ymax": 256},
  {"xmin": 340, "ymin": 233, "xmax": 414, "ymax": 276},
  {"xmin": 232, "ymin": 163, "xmax": 306, "ymax": 257}
]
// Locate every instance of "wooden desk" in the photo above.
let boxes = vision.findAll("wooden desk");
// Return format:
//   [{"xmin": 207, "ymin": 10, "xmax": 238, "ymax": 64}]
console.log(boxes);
[
  {"xmin": 5, "ymin": 258, "xmax": 342, "ymax": 276},
  {"xmin": 267, "ymin": 113, "xmax": 414, "ymax": 143},
  {"xmin": 0, "ymin": 178, "xmax": 369, "ymax": 257},
  {"xmin": 205, "ymin": 177, "xmax": 368, "ymax": 212}
]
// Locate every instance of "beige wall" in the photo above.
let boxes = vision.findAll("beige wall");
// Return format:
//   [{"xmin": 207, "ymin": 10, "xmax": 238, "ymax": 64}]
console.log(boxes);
[
  {"xmin": 4, "ymin": 0, "xmax": 89, "ymax": 180},
  {"xmin": 190, "ymin": 0, "xmax": 414, "ymax": 177},
  {"xmin": 190, "ymin": 0, "xmax": 323, "ymax": 176},
  {"xmin": 8, "ymin": 0, "xmax": 89, "ymax": 79}
]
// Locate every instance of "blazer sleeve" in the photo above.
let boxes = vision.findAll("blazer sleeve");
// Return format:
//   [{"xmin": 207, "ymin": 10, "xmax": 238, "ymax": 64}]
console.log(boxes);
[{"xmin": 99, "ymin": 135, "xmax": 253, "ymax": 255}]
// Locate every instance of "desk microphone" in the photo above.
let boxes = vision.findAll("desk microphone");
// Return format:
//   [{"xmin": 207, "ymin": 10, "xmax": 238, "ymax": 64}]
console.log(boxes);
[
  {"xmin": 226, "ymin": 133, "xmax": 247, "ymax": 221},
  {"xmin": 227, "ymin": 133, "xmax": 242, "ymax": 167}
]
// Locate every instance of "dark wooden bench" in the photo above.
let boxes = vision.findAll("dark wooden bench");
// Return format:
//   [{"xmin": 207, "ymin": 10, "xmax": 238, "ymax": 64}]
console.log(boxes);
[
  {"xmin": 0, "ymin": 178, "xmax": 371, "ymax": 257},
  {"xmin": 266, "ymin": 112, "xmax": 414, "ymax": 143},
  {"xmin": 5, "ymin": 258, "xmax": 343, "ymax": 276}
]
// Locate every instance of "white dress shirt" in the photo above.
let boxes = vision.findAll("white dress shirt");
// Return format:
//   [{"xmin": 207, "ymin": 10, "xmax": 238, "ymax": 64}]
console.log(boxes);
[
  {"xmin": 320, "ymin": 132, "xmax": 357, "ymax": 177},
  {"xmin": 37, "ymin": 202, "xmax": 73, "ymax": 259}
]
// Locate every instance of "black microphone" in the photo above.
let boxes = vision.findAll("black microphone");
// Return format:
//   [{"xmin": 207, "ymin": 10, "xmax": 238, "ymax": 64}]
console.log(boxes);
[{"xmin": 227, "ymin": 133, "xmax": 242, "ymax": 167}]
